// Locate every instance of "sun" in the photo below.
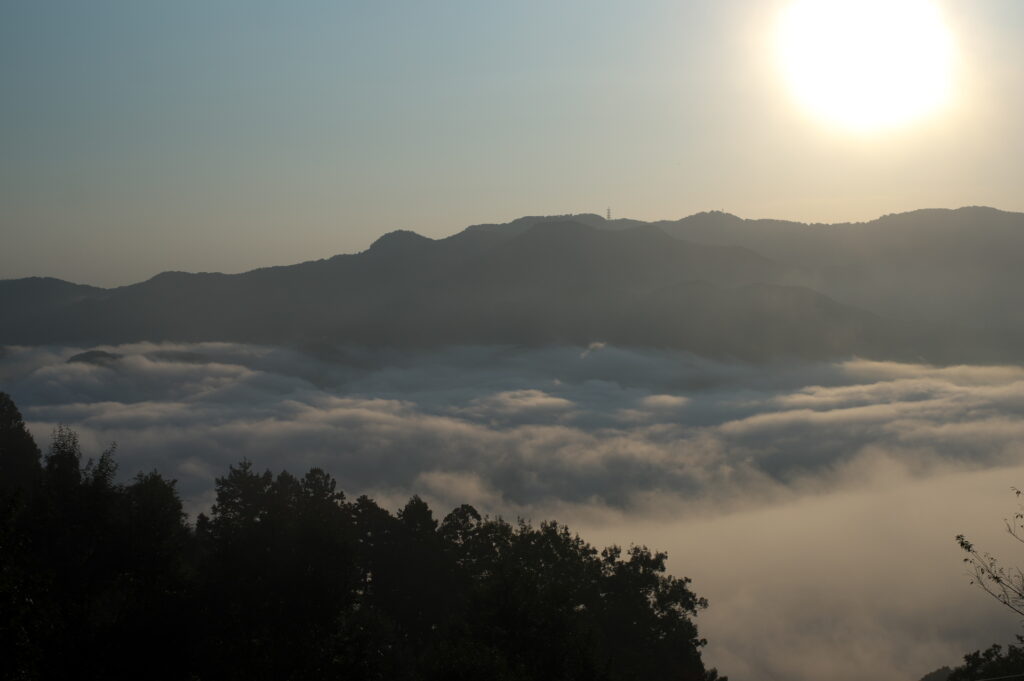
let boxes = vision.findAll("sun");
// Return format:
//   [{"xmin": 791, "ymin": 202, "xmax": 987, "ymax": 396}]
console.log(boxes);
[{"xmin": 776, "ymin": 0, "xmax": 954, "ymax": 132}]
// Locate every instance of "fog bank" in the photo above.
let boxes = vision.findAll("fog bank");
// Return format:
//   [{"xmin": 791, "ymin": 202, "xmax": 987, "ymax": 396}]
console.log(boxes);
[{"xmin": 3, "ymin": 342, "xmax": 1022, "ymax": 680}]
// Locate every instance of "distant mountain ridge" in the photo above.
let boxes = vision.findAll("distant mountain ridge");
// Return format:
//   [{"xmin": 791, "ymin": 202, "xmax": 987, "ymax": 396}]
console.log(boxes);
[
  {"xmin": 1, "ymin": 207, "xmax": 1021, "ymax": 363},
  {"xmin": 658, "ymin": 206, "xmax": 1024, "ymax": 331},
  {"xmin": 465, "ymin": 206, "xmax": 1024, "ymax": 336}
]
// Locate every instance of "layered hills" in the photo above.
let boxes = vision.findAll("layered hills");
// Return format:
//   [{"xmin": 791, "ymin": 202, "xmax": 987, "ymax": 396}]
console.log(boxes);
[{"xmin": 2, "ymin": 207, "xmax": 1021, "ymax": 363}]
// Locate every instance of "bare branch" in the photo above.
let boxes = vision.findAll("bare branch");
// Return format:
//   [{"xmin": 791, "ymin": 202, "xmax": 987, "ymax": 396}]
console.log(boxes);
[{"xmin": 958, "ymin": 488, "xmax": 1024, "ymax": 621}]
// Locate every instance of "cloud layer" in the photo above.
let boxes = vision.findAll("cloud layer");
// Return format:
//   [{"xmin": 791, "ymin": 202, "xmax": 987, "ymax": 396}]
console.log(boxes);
[{"xmin": 3, "ymin": 342, "xmax": 1023, "ymax": 680}]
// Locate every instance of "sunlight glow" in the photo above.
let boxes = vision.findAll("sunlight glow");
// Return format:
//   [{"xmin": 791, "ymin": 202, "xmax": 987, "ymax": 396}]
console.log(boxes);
[{"xmin": 776, "ymin": 0, "xmax": 954, "ymax": 132}]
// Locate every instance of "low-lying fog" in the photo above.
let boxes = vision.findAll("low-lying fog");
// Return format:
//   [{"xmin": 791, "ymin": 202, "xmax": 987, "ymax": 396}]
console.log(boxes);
[{"xmin": 3, "ymin": 342, "xmax": 1021, "ymax": 681}]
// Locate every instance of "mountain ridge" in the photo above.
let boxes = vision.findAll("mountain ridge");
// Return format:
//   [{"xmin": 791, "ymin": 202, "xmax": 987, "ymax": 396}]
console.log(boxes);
[
  {"xmin": 5, "ymin": 206, "xmax": 1015, "ymax": 291},
  {"xmin": 2, "ymin": 207, "xmax": 1021, "ymax": 363}
]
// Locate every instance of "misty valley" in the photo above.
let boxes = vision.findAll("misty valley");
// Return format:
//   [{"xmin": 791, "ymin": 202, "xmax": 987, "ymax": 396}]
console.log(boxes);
[{"xmin": 4, "ymin": 209, "xmax": 1024, "ymax": 681}]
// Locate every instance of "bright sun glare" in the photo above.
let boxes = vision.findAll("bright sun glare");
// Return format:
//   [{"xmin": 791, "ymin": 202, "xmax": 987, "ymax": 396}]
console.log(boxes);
[{"xmin": 776, "ymin": 0, "xmax": 954, "ymax": 132}]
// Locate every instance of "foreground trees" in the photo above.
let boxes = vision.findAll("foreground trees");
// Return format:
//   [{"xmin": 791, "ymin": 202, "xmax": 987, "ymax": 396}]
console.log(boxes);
[
  {"xmin": 956, "ymin": 488, "xmax": 1024, "ymax": 619},
  {"xmin": 946, "ymin": 640, "xmax": 1024, "ymax": 681},
  {"xmin": 920, "ymin": 489, "xmax": 1024, "ymax": 681},
  {"xmin": 0, "ymin": 392, "xmax": 724, "ymax": 681}
]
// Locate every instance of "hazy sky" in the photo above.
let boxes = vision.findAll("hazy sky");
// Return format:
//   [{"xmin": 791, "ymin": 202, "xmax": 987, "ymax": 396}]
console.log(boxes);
[{"xmin": 3, "ymin": 0, "xmax": 1023, "ymax": 286}]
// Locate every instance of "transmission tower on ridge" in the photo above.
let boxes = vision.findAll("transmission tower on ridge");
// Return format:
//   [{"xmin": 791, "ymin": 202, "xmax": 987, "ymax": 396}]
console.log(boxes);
[{"xmin": 606, "ymin": 207, "xmax": 611, "ymax": 221}]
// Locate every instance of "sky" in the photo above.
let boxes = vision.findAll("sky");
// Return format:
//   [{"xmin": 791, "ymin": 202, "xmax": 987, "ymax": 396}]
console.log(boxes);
[{"xmin": 2, "ymin": 0, "xmax": 1024, "ymax": 287}]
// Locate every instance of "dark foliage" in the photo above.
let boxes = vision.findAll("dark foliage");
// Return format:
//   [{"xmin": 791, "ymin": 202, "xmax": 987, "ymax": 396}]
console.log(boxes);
[
  {"xmin": 945, "ymin": 638, "xmax": 1024, "ymax": 681},
  {"xmin": 945, "ymin": 488, "xmax": 1024, "ymax": 681},
  {"xmin": 0, "ymin": 393, "xmax": 725, "ymax": 681},
  {"xmin": 918, "ymin": 666, "xmax": 952, "ymax": 681},
  {"xmin": 0, "ymin": 391, "xmax": 40, "ymax": 500}
]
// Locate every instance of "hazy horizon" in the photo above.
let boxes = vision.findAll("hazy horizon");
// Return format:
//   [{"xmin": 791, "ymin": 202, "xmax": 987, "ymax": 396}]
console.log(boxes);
[
  {"xmin": 4, "ymin": 0, "xmax": 1024, "ymax": 286},
  {"xmin": 3, "ymin": 204, "xmax": 1018, "ymax": 288}
]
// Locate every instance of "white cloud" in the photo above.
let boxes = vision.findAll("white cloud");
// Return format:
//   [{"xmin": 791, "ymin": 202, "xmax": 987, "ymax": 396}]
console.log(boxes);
[
  {"xmin": 4, "ymin": 342, "xmax": 1024, "ymax": 681},
  {"xmin": 640, "ymin": 393, "xmax": 690, "ymax": 409}
]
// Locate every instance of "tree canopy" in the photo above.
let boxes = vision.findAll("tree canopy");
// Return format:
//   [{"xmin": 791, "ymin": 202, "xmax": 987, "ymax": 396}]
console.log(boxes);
[
  {"xmin": 919, "ymin": 488, "xmax": 1024, "ymax": 681},
  {"xmin": 0, "ymin": 391, "xmax": 725, "ymax": 681}
]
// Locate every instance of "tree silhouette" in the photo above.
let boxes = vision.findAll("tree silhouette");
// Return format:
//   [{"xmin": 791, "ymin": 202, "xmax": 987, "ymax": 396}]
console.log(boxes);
[
  {"xmin": 936, "ymin": 487, "xmax": 1024, "ymax": 681},
  {"xmin": 0, "ymin": 393, "xmax": 44, "ymax": 680},
  {"xmin": 0, "ymin": 416, "xmax": 195, "ymax": 680},
  {"xmin": 956, "ymin": 488, "xmax": 1024, "ymax": 619},
  {"xmin": 945, "ymin": 639, "xmax": 1024, "ymax": 681},
  {"xmin": 0, "ymin": 393, "xmax": 725, "ymax": 681},
  {"xmin": 0, "ymin": 392, "xmax": 41, "ymax": 502}
]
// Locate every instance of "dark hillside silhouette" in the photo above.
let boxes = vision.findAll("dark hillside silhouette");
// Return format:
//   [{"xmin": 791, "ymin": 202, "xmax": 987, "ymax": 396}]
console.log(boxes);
[
  {"xmin": 464, "ymin": 207, "xmax": 1024, "ymax": 345},
  {"xmin": 0, "ymin": 392, "xmax": 726, "ymax": 681},
  {"xmin": 658, "ymin": 207, "xmax": 1024, "ymax": 333},
  {"xmin": 2, "ymin": 208, "xmax": 1022, "ymax": 362}
]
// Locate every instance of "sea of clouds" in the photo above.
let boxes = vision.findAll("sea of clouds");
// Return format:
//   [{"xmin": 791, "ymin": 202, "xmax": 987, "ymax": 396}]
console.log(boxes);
[{"xmin": 3, "ymin": 341, "xmax": 1023, "ymax": 681}]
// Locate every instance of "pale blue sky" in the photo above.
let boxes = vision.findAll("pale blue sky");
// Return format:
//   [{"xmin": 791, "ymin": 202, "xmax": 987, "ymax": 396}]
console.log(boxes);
[{"xmin": 3, "ymin": 0, "xmax": 1023, "ymax": 286}]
